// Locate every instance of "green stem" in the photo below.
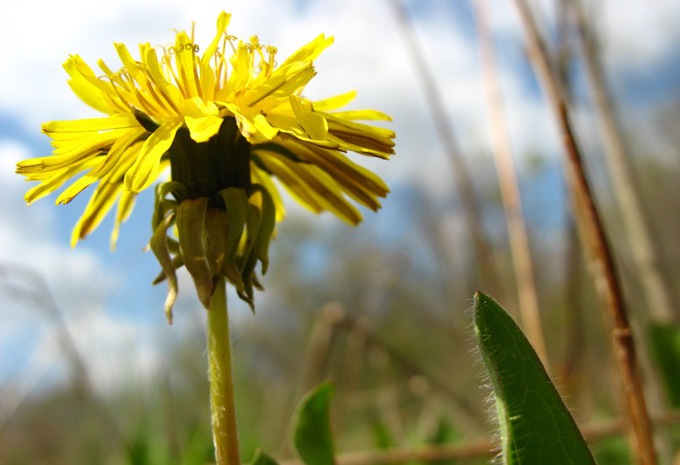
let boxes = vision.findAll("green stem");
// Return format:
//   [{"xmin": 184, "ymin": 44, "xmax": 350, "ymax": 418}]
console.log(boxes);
[{"xmin": 207, "ymin": 276, "xmax": 241, "ymax": 465}]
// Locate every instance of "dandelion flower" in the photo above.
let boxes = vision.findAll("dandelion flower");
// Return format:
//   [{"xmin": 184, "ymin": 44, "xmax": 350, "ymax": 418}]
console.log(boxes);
[{"xmin": 16, "ymin": 12, "xmax": 394, "ymax": 316}]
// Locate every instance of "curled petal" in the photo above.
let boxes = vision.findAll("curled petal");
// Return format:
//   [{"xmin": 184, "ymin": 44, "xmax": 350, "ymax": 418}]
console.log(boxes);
[
  {"xmin": 149, "ymin": 212, "xmax": 179, "ymax": 323},
  {"xmin": 125, "ymin": 120, "xmax": 182, "ymax": 192}
]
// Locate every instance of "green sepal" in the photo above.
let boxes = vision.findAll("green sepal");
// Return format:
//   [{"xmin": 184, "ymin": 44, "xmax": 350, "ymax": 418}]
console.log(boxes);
[
  {"xmin": 204, "ymin": 207, "xmax": 230, "ymax": 277},
  {"xmin": 151, "ymin": 255, "xmax": 184, "ymax": 285},
  {"xmin": 235, "ymin": 189, "xmax": 265, "ymax": 309},
  {"xmin": 176, "ymin": 197, "xmax": 214, "ymax": 309},
  {"xmin": 152, "ymin": 181, "xmax": 186, "ymax": 230},
  {"xmin": 218, "ymin": 187, "xmax": 249, "ymax": 294},
  {"xmin": 133, "ymin": 107, "xmax": 161, "ymax": 133},
  {"xmin": 250, "ymin": 450, "xmax": 280, "ymax": 465},
  {"xmin": 250, "ymin": 184, "xmax": 276, "ymax": 274},
  {"xmin": 243, "ymin": 189, "xmax": 263, "ymax": 261}
]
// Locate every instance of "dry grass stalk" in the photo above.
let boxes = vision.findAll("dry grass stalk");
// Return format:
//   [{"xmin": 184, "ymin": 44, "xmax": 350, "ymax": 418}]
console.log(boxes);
[
  {"xmin": 387, "ymin": 0, "xmax": 502, "ymax": 294},
  {"xmin": 568, "ymin": 0, "xmax": 676, "ymax": 324},
  {"xmin": 509, "ymin": 0, "xmax": 657, "ymax": 463},
  {"xmin": 472, "ymin": 0, "xmax": 549, "ymax": 369}
]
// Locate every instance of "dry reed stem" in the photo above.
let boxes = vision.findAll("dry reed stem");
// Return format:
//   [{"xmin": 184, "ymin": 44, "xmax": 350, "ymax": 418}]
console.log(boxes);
[
  {"xmin": 471, "ymin": 0, "xmax": 549, "ymax": 370},
  {"xmin": 568, "ymin": 3, "xmax": 677, "ymax": 460},
  {"xmin": 387, "ymin": 0, "xmax": 502, "ymax": 294},
  {"xmin": 297, "ymin": 302, "xmax": 346, "ymax": 394},
  {"xmin": 568, "ymin": 0, "xmax": 676, "ymax": 324},
  {"xmin": 510, "ymin": 0, "xmax": 657, "ymax": 463},
  {"xmin": 277, "ymin": 411, "xmax": 680, "ymax": 465}
]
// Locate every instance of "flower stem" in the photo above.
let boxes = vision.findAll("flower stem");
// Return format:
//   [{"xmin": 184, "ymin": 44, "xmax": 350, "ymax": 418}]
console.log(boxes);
[{"xmin": 207, "ymin": 276, "xmax": 241, "ymax": 465}]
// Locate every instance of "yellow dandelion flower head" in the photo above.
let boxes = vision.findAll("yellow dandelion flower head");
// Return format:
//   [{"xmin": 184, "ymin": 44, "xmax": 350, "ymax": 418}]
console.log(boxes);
[{"xmin": 16, "ymin": 11, "xmax": 395, "ymax": 313}]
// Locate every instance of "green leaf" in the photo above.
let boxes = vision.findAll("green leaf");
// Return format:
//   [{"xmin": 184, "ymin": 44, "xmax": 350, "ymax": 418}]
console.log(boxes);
[
  {"xmin": 292, "ymin": 381, "xmax": 336, "ymax": 465},
  {"xmin": 250, "ymin": 450, "xmax": 280, "ymax": 465},
  {"xmin": 369, "ymin": 412, "xmax": 394, "ymax": 450},
  {"xmin": 649, "ymin": 322, "xmax": 680, "ymax": 408},
  {"xmin": 473, "ymin": 292, "xmax": 597, "ymax": 465}
]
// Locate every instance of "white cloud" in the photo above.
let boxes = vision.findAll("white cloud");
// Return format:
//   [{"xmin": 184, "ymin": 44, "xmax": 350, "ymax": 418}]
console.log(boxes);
[
  {"xmin": 600, "ymin": 0, "xmax": 680, "ymax": 72},
  {"xmin": 0, "ymin": 142, "xmax": 111, "ymax": 291},
  {"xmin": 0, "ymin": 141, "xmax": 129, "ymax": 389}
]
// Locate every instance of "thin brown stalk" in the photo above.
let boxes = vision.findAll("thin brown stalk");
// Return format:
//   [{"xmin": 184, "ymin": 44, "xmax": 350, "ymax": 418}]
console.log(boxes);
[
  {"xmin": 387, "ymin": 0, "xmax": 502, "ymax": 294},
  {"xmin": 281, "ymin": 437, "xmax": 497, "ymax": 465},
  {"xmin": 568, "ymin": 7, "xmax": 678, "ymax": 462},
  {"xmin": 339, "ymin": 316, "xmax": 368, "ymax": 393},
  {"xmin": 277, "ymin": 411, "xmax": 680, "ymax": 465},
  {"xmin": 471, "ymin": 0, "xmax": 549, "ymax": 369},
  {"xmin": 297, "ymin": 302, "xmax": 345, "ymax": 395},
  {"xmin": 509, "ymin": 0, "xmax": 657, "ymax": 463},
  {"xmin": 567, "ymin": 0, "xmax": 676, "ymax": 324}
]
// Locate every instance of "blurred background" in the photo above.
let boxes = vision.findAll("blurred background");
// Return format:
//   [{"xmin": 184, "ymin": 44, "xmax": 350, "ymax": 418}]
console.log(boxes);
[{"xmin": 1, "ymin": 0, "xmax": 680, "ymax": 463}]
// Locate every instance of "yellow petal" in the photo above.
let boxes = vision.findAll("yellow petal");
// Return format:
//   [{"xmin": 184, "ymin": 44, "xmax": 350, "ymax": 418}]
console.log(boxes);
[
  {"xmin": 56, "ymin": 174, "xmax": 98, "ymax": 205},
  {"xmin": 327, "ymin": 109, "xmax": 393, "ymax": 121},
  {"xmin": 225, "ymin": 103, "xmax": 278, "ymax": 143},
  {"xmin": 289, "ymin": 95, "xmax": 328, "ymax": 140},
  {"xmin": 89, "ymin": 129, "xmax": 147, "ymax": 179},
  {"xmin": 257, "ymin": 150, "xmax": 361, "ymax": 224},
  {"xmin": 125, "ymin": 120, "xmax": 181, "ymax": 192},
  {"xmin": 64, "ymin": 56, "xmax": 121, "ymax": 113},
  {"xmin": 143, "ymin": 45, "xmax": 172, "ymax": 88},
  {"xmin": 243, "ymin": 74, "xmax": 288, "ymax": 106},
  {"xmin": 257, "ymin": 155, "xmax": 323, "ymax": 213},
  {"xmin": 70, "ymin": 181, "xmax": 121, "ymax": 247},
  {"xmin": 23, "ymin": 163, "xmax": 89, "ymax": 205},
  {"xmin": 294, "ymin": 163, "xmax": 362, "ymax": 224},
  {"xmin": 173, "ymin": 31, "xmax": 201, "ymax": 98},
  {"xmin": 279, "ymin": 34, "xmax": 334, "ymax": 67},
  {"xmin": 312, "ymin": 91, "xmax": 356, "ymax": 111},
  {"xmin": 262, "ymin": 140, "xmax": 389, "ymax": 210},
  {"xmin": 227, "ymin": 44, "xmax": 253, "ymax": 91},
  {"xmin": 184, "ymin": 114, "xmax": 223, "ymax": 143},
  {"xmin": 111, "ymin": 189, "xmax": 136, "ymax": 251},
  {"xmin": 181, "ymin": 98, "xmax": 223, "ymax": 142},
  {"xmin": 251, "ymin": 114, "xmax": 279, "ymax": 141},
  {"xmin": 201, "ymin": 12, "xmax": 231, "ymax": 69},
  {"xmin": 42, "ymin": 115, "xmax": 138, "ymax": 134},
  {"xmin": 251, "ymin": 164, "xmax": 285, "ymax": 222}
]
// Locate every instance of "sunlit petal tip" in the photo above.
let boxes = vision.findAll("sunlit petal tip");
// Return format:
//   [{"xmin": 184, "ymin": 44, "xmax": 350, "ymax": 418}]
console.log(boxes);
[
  {"xmin": 69, "ymin": 230, "xmax": 81, "ymax": 249},
  {"xmin": 312, "ymin": 91, "xmax": 357, "ymax": 111},
  {"xmin": 40, "ymin": 122, "xmax": 55, "ymax": 134},
  {"xmin": 185, "ymin": 116, "xmax": 223, "ymax": 143}
]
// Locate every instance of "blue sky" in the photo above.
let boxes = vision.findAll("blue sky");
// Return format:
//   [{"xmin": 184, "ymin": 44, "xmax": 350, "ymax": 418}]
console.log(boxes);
[{"xmin": 1, "ymin": 0, "xmax": 679, "ymax": 406}]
